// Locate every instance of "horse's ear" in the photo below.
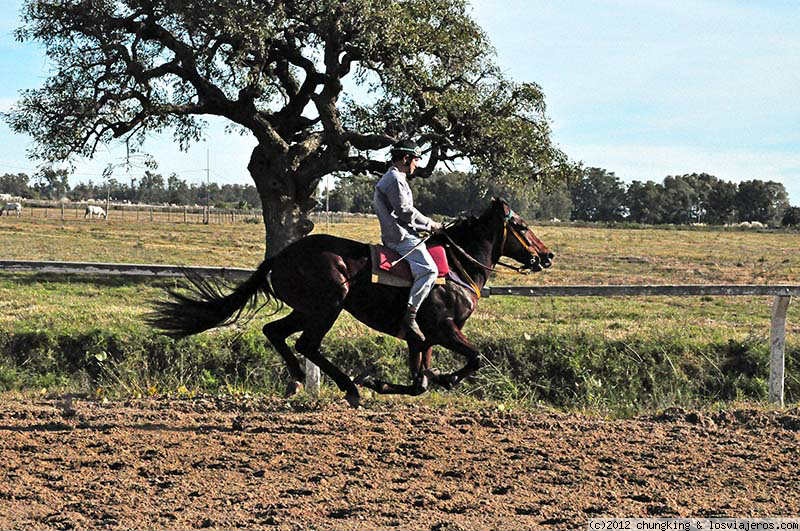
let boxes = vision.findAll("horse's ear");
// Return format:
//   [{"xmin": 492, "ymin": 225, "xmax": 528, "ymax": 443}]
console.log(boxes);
[{"xmin": 491, "ymin": 197, "xmax": 510, "ymax": 216}]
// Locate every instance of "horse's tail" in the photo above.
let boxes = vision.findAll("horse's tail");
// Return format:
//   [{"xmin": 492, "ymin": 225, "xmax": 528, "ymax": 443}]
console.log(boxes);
[{"xmin": 148, "ymin": 258, "xmax": 275, "ymax": 338}]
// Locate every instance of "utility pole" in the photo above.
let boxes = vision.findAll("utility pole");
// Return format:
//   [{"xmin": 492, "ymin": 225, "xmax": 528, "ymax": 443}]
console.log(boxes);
[
  {"xmin": 204, "ymin": 147, "xmax": 210, "ymax": 224},
  {"xmin": 326, "ymin": 175, "xmax": 330, "ymax": 230}
]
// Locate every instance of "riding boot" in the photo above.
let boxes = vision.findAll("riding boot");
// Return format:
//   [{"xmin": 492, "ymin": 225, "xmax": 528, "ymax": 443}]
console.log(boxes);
[{"xmin": 403, "ymin": 305, "xmax": 426, "ymax": 342}]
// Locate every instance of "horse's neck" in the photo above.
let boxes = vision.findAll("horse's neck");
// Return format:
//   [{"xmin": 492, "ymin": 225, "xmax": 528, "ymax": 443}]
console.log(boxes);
[{"xmin": 446, "ymin": 220, "xmax": 500, "ymax": 289}]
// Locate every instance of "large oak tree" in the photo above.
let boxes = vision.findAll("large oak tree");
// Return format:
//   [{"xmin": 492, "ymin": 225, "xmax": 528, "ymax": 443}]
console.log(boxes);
[{"xmin": 6, "ymin": 0, "xmax": 572, "ymax": 255}]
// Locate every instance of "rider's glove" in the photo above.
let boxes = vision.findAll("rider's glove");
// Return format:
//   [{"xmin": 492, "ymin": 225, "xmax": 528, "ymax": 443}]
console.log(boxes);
[{"xmin": 429, "ymin": 221, "xmax": 444, "ymax": 233}]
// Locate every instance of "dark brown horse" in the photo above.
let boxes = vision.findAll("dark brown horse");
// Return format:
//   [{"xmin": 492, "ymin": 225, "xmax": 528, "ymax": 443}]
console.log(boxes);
[{"xmin": 150, "ymin": 198, "xmax": 553, "ymax": 407}]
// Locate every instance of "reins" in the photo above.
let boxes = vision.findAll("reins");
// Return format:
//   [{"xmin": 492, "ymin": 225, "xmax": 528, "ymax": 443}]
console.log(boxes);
[{"xmin": 440, "ymin": 211, "xmax": 537, "ymax": 297}]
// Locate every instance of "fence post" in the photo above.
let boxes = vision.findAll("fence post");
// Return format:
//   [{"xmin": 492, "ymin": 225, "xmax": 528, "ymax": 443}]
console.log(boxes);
[
  {"xmin": 305, "ymin": 359, "xmax": 320, "ymax": 396},
  {"xmin": 769, "ymin": 295, "xmax": 791, "ymax": 406}
]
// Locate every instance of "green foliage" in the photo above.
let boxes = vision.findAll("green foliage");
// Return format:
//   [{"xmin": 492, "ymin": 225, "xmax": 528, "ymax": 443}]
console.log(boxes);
[
  {"xmin": 781, "ymin": 206, "xmax": 800, "ymax": 227},
  {"xmin": 735, "ymin": 180, "xmax": 790, "ymax": 225},
  {"xmin": 0, "ymin": 321, "xmax": 794, "ymax": 414},
  {"xmin": 0, "ymin": 171, "xmax": 261, "ymax": 208},
  {"xmin": 5, "ymin": 0, "xmax": 573, "ymax": 210},
  {"xmin": 569, "ymin": 167, "xmax": 626, "ymax": 222},
  {"xmin": 32, "ymin": 166, "xmax": 70, "ymax": 200},
  {"xmin": 323, "ymin": 170, "xmax": 551, "ymax": 220}
]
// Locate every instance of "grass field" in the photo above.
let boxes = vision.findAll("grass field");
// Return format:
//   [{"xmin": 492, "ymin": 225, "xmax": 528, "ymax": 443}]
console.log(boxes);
[{"xmin": 0, "ymin": 213, "xmax": 798, "ymax": 413}]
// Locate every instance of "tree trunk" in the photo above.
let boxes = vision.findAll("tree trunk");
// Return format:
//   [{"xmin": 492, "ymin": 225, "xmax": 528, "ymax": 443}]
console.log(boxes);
[{"xmin": 248, "ymin": 144, "xmax": 316, "ymax": 257}]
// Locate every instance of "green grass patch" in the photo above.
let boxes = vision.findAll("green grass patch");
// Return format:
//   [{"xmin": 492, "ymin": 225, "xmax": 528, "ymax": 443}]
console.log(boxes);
[
  {"xmin": 0, "ymin": 274, "xmax": 796, "ymax": 414},
  {"xmin": 0, "ymin": 217, "xmax": 797, "ymax": 413}
]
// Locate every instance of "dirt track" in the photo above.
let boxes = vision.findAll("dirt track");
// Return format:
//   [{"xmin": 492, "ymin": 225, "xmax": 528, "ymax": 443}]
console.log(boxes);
[{"xmin": 0, "ymin": 396, "xmax": 798, "ymax": 530}]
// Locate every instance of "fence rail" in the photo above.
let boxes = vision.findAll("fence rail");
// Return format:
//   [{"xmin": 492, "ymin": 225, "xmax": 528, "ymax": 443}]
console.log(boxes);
[
  {"xmin": 0, "ymin": 260, "xmax": 794, "ymax": 406},
  {"xmin": 0, "ymin": 259, "xmax": 253, "ymax": 279},
  {"xmin": 0, "ymin": 202, "xmax": 374, "ymax": 225}
]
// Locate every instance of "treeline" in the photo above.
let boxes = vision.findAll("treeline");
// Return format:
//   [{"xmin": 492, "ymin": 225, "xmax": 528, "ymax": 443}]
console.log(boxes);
[
  {"xmin": 0, "ymin": 169, "xmax": 261, "ymax": 209},
  {"xmin": 4, "ymin": 166, "xmax": 798, "ymax": 227},
  {"xmin": 324, "ymin": 169, "xmax": 800, "ymax": 227}
]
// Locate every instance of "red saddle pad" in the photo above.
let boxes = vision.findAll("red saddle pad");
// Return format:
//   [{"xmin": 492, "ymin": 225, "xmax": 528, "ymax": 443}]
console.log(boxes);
[{"xmin": 373, "ymin": 244, "xmax": 450, "ymax": 281}]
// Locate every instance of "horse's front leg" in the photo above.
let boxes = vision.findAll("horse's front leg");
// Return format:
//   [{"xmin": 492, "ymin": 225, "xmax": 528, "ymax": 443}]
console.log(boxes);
[
  {"xmin": 355, "ymin": 343, "xmax": 433, "ymax": 396},
  {"xmin": 427, "ymin": 318, "xmax": 481, "ymax": 390}
]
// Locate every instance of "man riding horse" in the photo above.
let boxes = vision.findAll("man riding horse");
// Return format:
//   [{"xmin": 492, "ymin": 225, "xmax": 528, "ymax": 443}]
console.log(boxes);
[{"xmin": 373, "ymin": 140, "xmax": 443, "ymax": 342}]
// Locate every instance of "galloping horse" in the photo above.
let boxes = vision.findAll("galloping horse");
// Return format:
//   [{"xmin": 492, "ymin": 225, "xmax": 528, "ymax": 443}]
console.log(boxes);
[{"xmin": 150, "ymin": 198, "xmax": 553, "ymax": 407}]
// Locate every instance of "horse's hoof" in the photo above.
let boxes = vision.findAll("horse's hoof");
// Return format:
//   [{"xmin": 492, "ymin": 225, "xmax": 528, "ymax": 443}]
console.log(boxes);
[
  {"xmin": 444, "ymin": 375, "xmax": 460, "ymax": 390},
  {"xmin": 344, "ymin": 392, "xmax": 361, "ymax": 409},
  {"xmin": 424, "ymin": 368, "xmax": 441, "ymax": 379},
  {"xmin": 435, "ymin": 373, "xmax": 459, "ymax": 390},
  {"xmin": 412, "ymin": 373, "xmax": 429, "ymax": 394},
  {"xmin": 285, "ymin": 381, "xmax": 304, "ymax": 397},
  {"xmin": 353, "ymin": 372, "xmax": 373, "ymax": 386}
]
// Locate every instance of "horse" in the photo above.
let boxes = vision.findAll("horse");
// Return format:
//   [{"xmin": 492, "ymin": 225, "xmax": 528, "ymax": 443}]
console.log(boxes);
[
  {"xmin": 85, "ymin": 205, "xmax": 107, "ymax": 219},
  {"xmin": 2, "ymin": 202, "xmax": 22, "ymax": 216},
  {"xmin": 150, "ymin": 198, "xmax": 553, "ymax": 407}
]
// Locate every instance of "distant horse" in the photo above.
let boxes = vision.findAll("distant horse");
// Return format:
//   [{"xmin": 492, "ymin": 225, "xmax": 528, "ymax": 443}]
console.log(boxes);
[
  {"xmin": 150, "ymin": 198, "xmax": 553, "ymax": 407},
  {"xmin": 2, "ymin": 202, "xmax": 22, "ymax": 216},
  {"xmin": 85, "ymin": 205, "xmax": 107, "ymax": 219}
]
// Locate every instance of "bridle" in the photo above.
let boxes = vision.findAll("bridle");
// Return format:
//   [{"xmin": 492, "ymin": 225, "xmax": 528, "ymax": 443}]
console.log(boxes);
[
  {"xmin": 440, "ymin": 209, "xmax": 548, "ymax": 297},
  {"xmin": 497, "ymin": 208, "xmax": 548, "ymax": 272}
]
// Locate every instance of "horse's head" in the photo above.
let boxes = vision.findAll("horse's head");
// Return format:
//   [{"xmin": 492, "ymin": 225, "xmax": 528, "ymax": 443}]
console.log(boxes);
[{"xmin": 492, "ymin": 198, "xmax": 554, "ymax": 272}]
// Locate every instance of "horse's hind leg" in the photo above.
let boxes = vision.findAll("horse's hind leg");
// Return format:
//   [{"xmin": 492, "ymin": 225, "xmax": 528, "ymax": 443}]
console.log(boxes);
[
  {"xmin": 263, "ymin": 311, "xmax": 306, "ymax": 396},
  {"xmin": 294, "ymin": 311, "xmax": 361, "ymax": 408}
]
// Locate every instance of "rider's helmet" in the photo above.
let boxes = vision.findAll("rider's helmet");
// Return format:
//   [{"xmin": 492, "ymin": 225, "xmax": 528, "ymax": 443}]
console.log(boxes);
[{"xmin": 391, "ymin": 139, "xmax": 422, "ymax": 160}]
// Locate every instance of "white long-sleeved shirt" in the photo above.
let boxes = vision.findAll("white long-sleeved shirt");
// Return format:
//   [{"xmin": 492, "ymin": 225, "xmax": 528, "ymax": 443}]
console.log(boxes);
[{"xmin": 373, "ymin": 166, "xmax": 434, "ymax": 245}]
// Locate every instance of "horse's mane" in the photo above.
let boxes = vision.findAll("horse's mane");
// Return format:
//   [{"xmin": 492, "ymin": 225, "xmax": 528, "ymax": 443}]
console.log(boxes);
[
  {"xmin": 436, "ymin": 207, "xmax": 496, "ymax": 247},
  {"xmin": 447, "ymin": 204, "xmax": 496, "ymax": 232}
]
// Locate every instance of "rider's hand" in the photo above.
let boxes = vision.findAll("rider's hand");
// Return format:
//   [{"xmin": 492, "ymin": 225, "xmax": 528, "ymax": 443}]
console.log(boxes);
[{"xmin": 429, "ymin": 221, "xmax": 443, "ymax": 233}]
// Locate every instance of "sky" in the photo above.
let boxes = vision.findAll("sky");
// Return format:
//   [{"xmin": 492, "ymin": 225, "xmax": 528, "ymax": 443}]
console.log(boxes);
[{"xmin": 0, "ymin": 0, "xmax": 798, "ymax": 203}]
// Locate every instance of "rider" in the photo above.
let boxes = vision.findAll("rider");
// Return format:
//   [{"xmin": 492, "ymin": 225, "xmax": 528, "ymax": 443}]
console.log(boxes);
[{"xmin": 373, "ymin": 140, "xmax": 443, "ymax": 342}]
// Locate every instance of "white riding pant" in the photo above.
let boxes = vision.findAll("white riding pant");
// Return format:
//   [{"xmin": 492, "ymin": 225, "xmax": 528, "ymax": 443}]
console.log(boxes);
[{"xmin": 388, "ymin": 236, "xmax": 438, "ymax": 311}]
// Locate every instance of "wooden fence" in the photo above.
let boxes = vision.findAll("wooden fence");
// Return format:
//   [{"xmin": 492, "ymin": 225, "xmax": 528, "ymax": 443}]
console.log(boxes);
[
  {"xmin": 0, "ymin": 260, "xmax": 795, "ymax": 405},
  {"xmin": 1, "ymin": 202, "xmax": 374, "ymax": 225}
]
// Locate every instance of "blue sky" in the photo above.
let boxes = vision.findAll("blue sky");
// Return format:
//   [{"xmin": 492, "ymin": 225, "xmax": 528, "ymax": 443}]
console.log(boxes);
[{"xmin": 1, "ymin": 0, "xmax": 798, "ymax": 203}]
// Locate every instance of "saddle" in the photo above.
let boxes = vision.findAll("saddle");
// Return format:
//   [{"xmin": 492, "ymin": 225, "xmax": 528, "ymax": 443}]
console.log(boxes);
[{"xmin": 369, "ymin": 244, "xmax": 449, "ymax": 288}]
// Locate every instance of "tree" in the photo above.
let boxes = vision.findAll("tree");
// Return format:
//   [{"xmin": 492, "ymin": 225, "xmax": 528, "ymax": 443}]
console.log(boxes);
[
  {"xmin": 0, "ymin": 173, "xmax": 32, "ymax": 198},
  {"xmin": 535, "ymin": 182, "xmax": 572, "ymax": 221},
  {"xmin": 704, "ymin": 178, "xmax": 738, "ymax": 225},
  {"xmin": 735, "ymin": 180, "xmax": 789, "ymax": 225},
  {"xmin": 626, "ymin": 180, "xmax": 665, "ymax": 224},
  {"xmin": 569, "ymin": 167, "xmax": 625, "ymax": 222},
  {"xmin": 6, "ymin": 0, "xmax": 572, "ymax": 256},
  {"xmin": 137, "ymin": 170, "xmax": 166, "ymax": 204},
  {"xmin": 326, "ymin": 174, "xmax": 375, "ymax": 213},
  {"xmin": 661, "ymin": 175, "xmax": 700, "ymax": 224},
  {"xmin": 167, "ymin": 173, "xmax": 192, "ymax": 205},
  {"xmin": 32, "ymin": 166, "xmax": 70, "ymax": 199},
  {"xmin": 782, "ymin": 206, "xmax": 800, "ymax": 227}
]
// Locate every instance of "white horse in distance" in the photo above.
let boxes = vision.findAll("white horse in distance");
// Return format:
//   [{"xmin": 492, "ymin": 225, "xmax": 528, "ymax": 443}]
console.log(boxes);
[
  {"xmin": 85, "ymin": 205, "xmax": 107, "ymax": 219},
  {"xmin": 2, "ymin": 202, "xmax": 22, "ymax": 216}
]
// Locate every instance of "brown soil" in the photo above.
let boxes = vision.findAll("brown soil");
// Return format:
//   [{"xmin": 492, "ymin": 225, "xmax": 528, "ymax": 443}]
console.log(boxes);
[{"xmin": 1, "ymin": 396, "xmax": 798, "ymax": 530}]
